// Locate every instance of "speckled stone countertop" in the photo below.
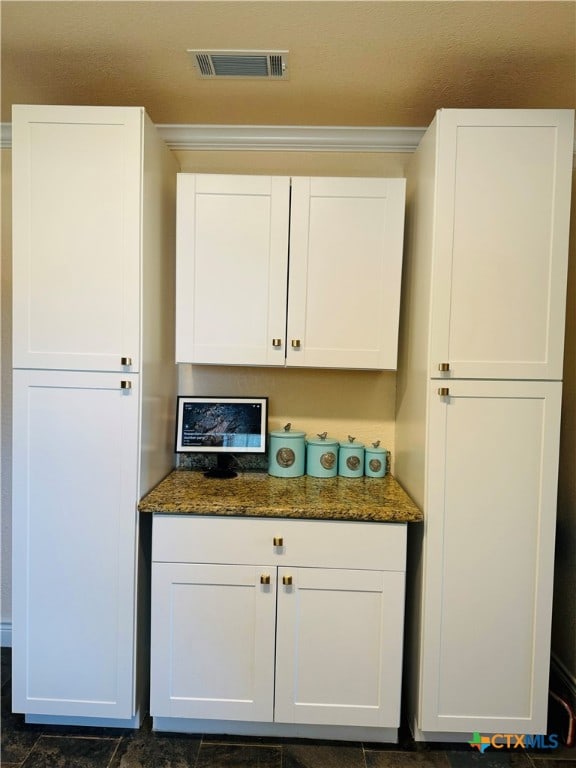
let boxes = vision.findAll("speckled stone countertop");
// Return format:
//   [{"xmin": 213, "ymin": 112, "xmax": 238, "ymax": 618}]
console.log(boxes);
[{"xmin": 138, "ymin": 469, "xmax": 423, "ymax": 523}]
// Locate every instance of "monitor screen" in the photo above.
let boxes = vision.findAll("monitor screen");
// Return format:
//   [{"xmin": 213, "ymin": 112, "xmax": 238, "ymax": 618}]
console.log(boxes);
[{"xmin": 175, "ymin": 397, "xmax": 268, "ymax": 477}]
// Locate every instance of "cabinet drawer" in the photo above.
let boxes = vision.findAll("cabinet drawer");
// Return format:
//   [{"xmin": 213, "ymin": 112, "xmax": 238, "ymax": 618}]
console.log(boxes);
[{"xmin": 152, "ymin": 515, "xmax": 406, "ymax": 572}]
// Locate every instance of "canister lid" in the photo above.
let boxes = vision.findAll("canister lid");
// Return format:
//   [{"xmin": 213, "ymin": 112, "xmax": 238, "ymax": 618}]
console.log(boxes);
[
  {"xmin": 365, "ymin": 441, "xmax": 386, "ymax": 454},
  {"xmin": 307, "ymin": 434, "xmax": 338, "ymax": 447},
  {"xmin": 269, "ymin": 429, "xmax": 306, "ymax": 439},
  {"xmin": 339, "ymin": 438, "xmax": 364, "ymax": 450}
]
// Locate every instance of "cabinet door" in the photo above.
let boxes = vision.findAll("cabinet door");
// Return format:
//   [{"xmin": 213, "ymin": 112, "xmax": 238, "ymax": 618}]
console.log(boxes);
[
  {"xmin": 420, "ymin": 379, "xmax": 562, "ymax": 734},
  {"xmin": 429, "ymin": 109, "xmax": 573, "ymax": 380},
  {"xmin": 151, "ymin": 563, "xmax": 276, "ymax": 721},
  {"xmin": 275, "ymin": 567, "xmax": 405, "ymax": 728},
  {"xmin": 12, "ymin": 105, "xmax": 142, "ymax": 372},
  {"xmin": 176, "ymin": 174, "xmax": 290, "ymax": 365},
  {"xmin": 287, "ymin": 177, "xmax": 405, "ymax": 369},
  {"xmin": 12, "ymin": 369, "xmax": 140, "ymax": 719}
]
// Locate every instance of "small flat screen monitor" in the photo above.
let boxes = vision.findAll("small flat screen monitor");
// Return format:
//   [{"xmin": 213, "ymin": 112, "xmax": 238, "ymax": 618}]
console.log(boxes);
[{"xmin": 175, "ymin": 396, "xmax": 268, "ymax": 478}]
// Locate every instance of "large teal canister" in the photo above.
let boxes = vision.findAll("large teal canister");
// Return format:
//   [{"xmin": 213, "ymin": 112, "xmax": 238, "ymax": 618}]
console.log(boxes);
[
  {"xmin": 338, "ymin": 437, "xmax": 365, "ymax": 478},
  {"xmin": 306, "ymin": 434, "xmax": 339, "ymax": 478},
  {"xmin": 268, "ymin": 426, "xmax": 306, "ymax": 477},
  {"xmin": 364, "ymin": 442, "xmax": 387, "ymax": 477}
]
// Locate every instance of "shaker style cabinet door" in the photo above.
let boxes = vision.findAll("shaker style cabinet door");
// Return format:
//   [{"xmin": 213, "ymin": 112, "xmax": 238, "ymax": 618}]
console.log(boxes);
[
  {"xmin": 420, "ymin": 379, "xmax": 562, "ymax": 734},
  {"xmin": 176, "ymin": 174, "xmax": 290, "ymax": 366},
  {"xmin": 429, "ymin": 109, "xmax": 573, "ymax": 380},
  {"xmin": 11, "ymin": 369, "xmax": 140, "ymax": 719},
  {"xmin": 151, "ymin": 562, "xmax": 276, "ymax": 722},
  {"xmin": 274, "ymin": 567, "xmax": 405, "ymax": 728},
  {"xmin": 287, "ymin": 177, "xmax": 405, "ymax": 369},
  {"xmin": 12, "ymin": 105, "xmax": 143, "ymax": 372}
]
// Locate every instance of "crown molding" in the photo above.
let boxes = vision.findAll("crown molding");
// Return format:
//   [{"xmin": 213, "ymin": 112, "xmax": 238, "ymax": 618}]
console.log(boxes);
[
  {"xmin": 155, "ymin": 124, "xmax": 426, "ymax": 152},
  {"xmin": 1, "ymin": 122, "xmax": 425, "ymax": 152}
]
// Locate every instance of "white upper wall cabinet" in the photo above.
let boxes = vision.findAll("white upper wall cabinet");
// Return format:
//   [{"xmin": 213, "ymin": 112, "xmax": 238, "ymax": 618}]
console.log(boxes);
[
  {"xmin": 429, "ymin": 109, "xmax": 573, "ymax": 381},
  {"xmin": 176, "ymin": 174, "xmax": 406, "ymax": 370},
  {"xmin": 12, "ymin": 105, "xmax": 143, "ymax": 372}
]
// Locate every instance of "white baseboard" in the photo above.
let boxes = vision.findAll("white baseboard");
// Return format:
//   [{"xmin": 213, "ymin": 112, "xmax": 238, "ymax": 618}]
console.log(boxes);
[{"xmin": 0, "ymin": 622, "xmax": 12, "ymax": 648}]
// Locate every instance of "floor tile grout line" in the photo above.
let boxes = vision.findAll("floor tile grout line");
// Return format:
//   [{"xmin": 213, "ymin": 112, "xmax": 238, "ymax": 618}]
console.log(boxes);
[{"xmin": 106, "ymin": 737, "xmax": 123, "ymax": 768}]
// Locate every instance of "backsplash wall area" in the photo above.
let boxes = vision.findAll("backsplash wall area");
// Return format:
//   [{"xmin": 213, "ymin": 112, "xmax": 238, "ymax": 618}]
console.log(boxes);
[{"xmin": 177, "ymin": 364, "xmax": 397, "ymax": 472}]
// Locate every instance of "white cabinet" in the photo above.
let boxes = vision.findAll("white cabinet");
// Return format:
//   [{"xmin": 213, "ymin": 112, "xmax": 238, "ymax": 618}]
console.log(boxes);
[
  {"xmin": 395, "ymin": 108, "xmax": 574, "ymax": 739},
  {"xmin": 12, "ymin": 370, "xmax": 140, "ymax": 719},
  {"xmin": 176, "ymin": 174, "xmax": 405, "ymax": 370},
  {"xmin": 421, "ymin": 379, "xmax": 562, "ymax": 734},
  {"xmin": 12, "ymin": 106, "xmax": 143, "ymax": 373},
  {"xmin": 11, "ymin": 105, "xmax": 179, "ymax": 725},
  {"xmin": 427, "ymin": 109, "xmax": 572, "ymax": 381},
  {"xmin": 150, "ymin": 516, "xmax": 406, "ymax": 734}
]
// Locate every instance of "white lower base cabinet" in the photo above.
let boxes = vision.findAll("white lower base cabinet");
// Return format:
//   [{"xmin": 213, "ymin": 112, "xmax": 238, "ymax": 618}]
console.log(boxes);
[
  {"xmin": 12, "ymin": 369, "xmax": 140, "ymax": 721},
  {"xmin": 411, "ymin": 380, "xmax": 562, "ymax": 737},
  {"xmin": 150, "ymin": 516, "xmax": 407, "ymax": 739}
]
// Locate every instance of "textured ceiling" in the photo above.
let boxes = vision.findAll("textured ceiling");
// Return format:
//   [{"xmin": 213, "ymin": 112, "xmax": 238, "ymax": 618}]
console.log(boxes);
[{"xmin": 1, "ymin": 1, "xmax": 575, "ymax": 127}]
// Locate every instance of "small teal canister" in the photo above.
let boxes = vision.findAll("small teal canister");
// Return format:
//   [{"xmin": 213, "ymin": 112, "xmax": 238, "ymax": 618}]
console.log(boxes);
[
  {"xmin": 268, "ymin": 424, "xmax": 306, "ymax": 477},
  {"xmin": 364, "ymin": 441, "xmax": 387, "ymax": 478},
  {"xmin": 306, "ymin": 433, "xmax": 339, "ymax": 478},
  {"xmin": 338, "ymin": 436, "xmax": 365, "ymax": 478}
]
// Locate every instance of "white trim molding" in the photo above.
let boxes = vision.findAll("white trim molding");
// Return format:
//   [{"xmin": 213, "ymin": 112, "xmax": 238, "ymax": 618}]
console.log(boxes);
[
  {"xmin": 1, "ymin": 122, "xmax": 425, "ymax": 152},
  {"xmin": 155, "ymin": 124, "xmax": 426, "ymax": 152}
]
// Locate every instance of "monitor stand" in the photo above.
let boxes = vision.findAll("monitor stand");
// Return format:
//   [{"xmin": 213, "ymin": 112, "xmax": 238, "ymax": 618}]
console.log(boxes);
[{"xmin": 204, "ymin": 453, "xmax": 237, "ymax": 479}]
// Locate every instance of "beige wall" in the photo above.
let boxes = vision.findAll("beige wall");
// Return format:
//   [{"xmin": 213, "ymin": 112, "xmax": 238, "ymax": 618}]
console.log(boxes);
[{"xmin": 1, "ymin": 144, "xmax": 575, "ymax": 688}]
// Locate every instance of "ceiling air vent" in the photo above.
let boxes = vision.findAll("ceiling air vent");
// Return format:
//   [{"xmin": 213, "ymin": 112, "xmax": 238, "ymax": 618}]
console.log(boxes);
[{"xmin": 188, "ymin": 50, "xmax": 289, "ymax": 80}]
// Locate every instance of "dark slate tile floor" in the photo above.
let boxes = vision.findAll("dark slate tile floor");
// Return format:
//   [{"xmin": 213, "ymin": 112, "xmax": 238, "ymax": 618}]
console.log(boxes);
[{"xmin": 2, "ymin": 648, "xmax": 575, "ymax": 768}]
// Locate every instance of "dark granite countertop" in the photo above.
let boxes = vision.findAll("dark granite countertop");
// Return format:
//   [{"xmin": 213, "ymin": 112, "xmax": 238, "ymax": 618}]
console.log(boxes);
[{"xmin": 138, "ymin": 469, "xmax": 423, "ymax": 523}]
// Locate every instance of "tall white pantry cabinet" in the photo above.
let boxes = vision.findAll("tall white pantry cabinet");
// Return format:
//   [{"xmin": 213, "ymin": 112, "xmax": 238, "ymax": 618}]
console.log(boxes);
[
  {"xmin": 395, "ymin": 109, "xmax": 574, "ymax": 739},
  {"xmin": 11, "ymin": 105, "xmax": 178, "ymax": 725}
]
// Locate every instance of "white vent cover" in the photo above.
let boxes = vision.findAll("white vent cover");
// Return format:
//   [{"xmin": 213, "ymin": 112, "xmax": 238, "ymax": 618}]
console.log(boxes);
[{"xmin": 188, "ymin": 50, "xmax": 288, "ymax": 79}]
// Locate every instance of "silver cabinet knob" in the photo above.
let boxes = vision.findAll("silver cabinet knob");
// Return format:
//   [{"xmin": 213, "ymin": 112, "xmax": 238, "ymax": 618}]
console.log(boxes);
[
  {"xmin": 121, "ymin": 380, "xmax": 132, "ymax": 390},
  {"xmin": 438, "ymin": 362, "xmax": 450, "ymax": 372},
  {"xmin": 121, "ymin": 357, "xmax": 132, "ymax": 367},
  {"xmin": 438, "ymin": 387, "xmax": 449, "ymax": 397}
]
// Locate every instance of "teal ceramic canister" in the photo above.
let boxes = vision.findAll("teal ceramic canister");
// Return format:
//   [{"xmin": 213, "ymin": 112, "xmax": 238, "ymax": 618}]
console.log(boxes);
[
  {"xmin": 364, "ymin": 442, "xmax": 387, "ymax": 477},
  {"xmin": 338, "ymin": 437, "xmax": 365, "ymax": 478},
  {"xmin": 306, "ymin": 434, "xmax": 339, "ymax": 478},
  {"xmin": 268, "ymin": 427, "xmax": 306, "ymax": 477}
]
